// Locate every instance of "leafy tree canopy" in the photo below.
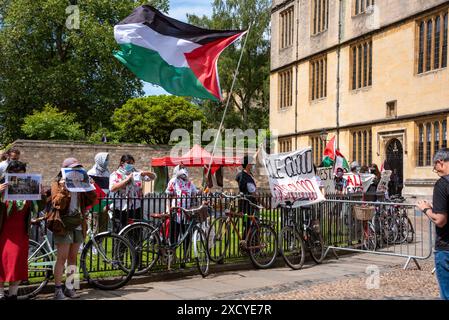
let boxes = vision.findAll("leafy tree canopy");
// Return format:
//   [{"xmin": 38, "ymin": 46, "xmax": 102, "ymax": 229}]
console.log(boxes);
[
  {"xmin": 112, "ymin": 95, "xmax": 206, "ymax": 145},
  {"xmin": 0, "ymin": 0, "xmax": 169, "ymax": 145},
  {"xmin": 187, "ymin": 0, "xmax": 270, "ymax": 131},
  {"xmin": 21, "ymin": 104, "xmax": 85, "ymax": 140}
]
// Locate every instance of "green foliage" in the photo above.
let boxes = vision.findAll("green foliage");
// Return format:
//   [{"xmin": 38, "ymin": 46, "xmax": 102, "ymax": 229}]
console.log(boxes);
[
  {"xmin": 112, "ymin": 96, "xmax": 206, "ymax": 144},
  {"xmin": 87, "ymin": 128, "xmax": 121, "ymax": 144},
  {"xmin": 0, "ymin": 0, "xmax": 169, "ymax": 144},
  {"xmin": 188, "ymin": 0, "xmax": 270, "ymax": 131},
  {"xmin": 21, "ymin": 104, "xmax": 85, "ymax": 140}
]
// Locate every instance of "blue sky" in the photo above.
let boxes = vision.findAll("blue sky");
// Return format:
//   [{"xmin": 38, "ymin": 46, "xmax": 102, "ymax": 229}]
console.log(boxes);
[{"xmin": 143, "ymin": 0, "xmax": 213, "ymax": 96}]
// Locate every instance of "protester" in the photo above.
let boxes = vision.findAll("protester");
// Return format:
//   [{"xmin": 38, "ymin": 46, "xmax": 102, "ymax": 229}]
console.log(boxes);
[
  {"xmin": 51, "ymin": 158, "xmax": 97, "ymax": 300},
  {"xmin": 0, "ymin": 148, "xmax": 21, "ymax": 180},
  {"xmin": 165, "ymin": 165, "xmax": 199, "ymax": 268},
  {"xmin": 365, "ymin": 163, "xmax": 381, "ymax": 201},
  {"xmin": 417, "ymin": 148, "xmax": 449, "ymax": 300},
  {"xmin": 109, "ymin": 154, "xmax": 155, "ymax": 233},
  {"xmin": 334, "ymin": 167, "xmax": 347, "ymax": 194},
  {"xmin": 87, "ymin": 152, "xmax": 111, "ymax": 236},
  {"xmin": 350, "ymin": 161, "xmax": 360, "ymax": 174},
  {"xmin": 0, "ymin": 161, "xmax": 45, "ymax": 300},
  {"xmin": 236, "ymin": 155, "xmax": 258, "ymax": 237}
]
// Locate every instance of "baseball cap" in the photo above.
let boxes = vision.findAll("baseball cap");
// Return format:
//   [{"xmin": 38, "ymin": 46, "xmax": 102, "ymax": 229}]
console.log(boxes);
[{"xmin": 62, "ymin": 157, "xmax": 82, "ymax": 168}]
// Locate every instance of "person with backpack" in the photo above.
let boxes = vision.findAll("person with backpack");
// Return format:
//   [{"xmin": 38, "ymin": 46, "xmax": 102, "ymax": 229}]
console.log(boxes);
[
  {"xmin": 51, "ymin": 158, "xmax": 97, "ymax": 300},
  {"xmin": 417, "ymin": 148, "xmax": 449, "ymax": 300},
  {"xmin": 0, "ymin": 161, "xmax": 45, "ymax": 300}
]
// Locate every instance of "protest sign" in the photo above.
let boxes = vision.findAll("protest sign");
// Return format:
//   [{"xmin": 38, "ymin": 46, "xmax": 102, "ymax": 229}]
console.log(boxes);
[
  {"xmin": 61, "ymin": 168, "xmax": 95, "ymax": 192},
  {"xmin": 344, "ymin": 173, "xmax": 375, "ymax": 193},
  {"xmin": 4, "ymin": 174, "xmax": 42, "ymax": 201},
  {"xmin": 262, "ymin": 147, "xmax": 325, "ymax": 208},
  {"xmin": 376, "ymin": 170, "xmax": 392, "ymax": 193},
  {"xmin": 317, "ymin": 167, "xmax": 336, "ymax": 194}
]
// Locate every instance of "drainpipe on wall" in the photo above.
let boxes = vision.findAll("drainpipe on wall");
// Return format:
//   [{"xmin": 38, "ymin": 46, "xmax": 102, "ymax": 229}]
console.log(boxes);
[
  {"xmin": 336, "ymin": 0, "xmax": 343, "ymax": 149},
  {"xmin": 294, "ymin": 0, "xmax": 300, "ymax": 150}
]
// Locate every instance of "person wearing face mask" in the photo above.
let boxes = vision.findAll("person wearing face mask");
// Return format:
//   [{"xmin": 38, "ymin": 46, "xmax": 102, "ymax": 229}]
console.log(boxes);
[
  {"xmin": 334, "ymin": 167, "xmax": 347, "ymax": 194},
  {"xmin": 165, "ymin": 165, "xmax": 198, "ymax": 268},
  {"xmin": 109, "ymin": 154, "xmax": 156, "ymax": 234},
  {"xmin": 87, "ymin": 152, "xmax": 111, "ymax": 235}
]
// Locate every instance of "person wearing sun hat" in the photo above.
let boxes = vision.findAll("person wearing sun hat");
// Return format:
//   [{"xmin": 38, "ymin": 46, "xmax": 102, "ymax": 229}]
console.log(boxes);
[{"xmin": 51, "ymin": 157, "xmax": 97, "ymax": 300}]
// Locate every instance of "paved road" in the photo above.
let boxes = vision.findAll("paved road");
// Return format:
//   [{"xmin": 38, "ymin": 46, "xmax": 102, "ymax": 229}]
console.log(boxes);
[{"xmin": 37, "ymin": 252, "xmax": 438, "ymax": 300}]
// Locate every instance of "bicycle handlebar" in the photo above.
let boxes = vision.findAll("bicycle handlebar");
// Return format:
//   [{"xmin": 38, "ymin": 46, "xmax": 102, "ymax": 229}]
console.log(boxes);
[
  {"xmin": 170, "ymin": 202, "xmax": 209, "ymax": 218},
  {"xmin": 217, "ymin": 192, "xmax": 264, "ymax": 210}
]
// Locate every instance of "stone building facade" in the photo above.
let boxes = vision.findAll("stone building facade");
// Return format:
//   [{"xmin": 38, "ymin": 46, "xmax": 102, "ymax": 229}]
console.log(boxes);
[{"xmin": 270, "ymin": 0, "xmax": 449, "ymax": 198}]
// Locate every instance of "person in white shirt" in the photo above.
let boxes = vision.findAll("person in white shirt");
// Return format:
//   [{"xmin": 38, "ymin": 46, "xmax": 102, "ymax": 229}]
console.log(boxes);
[{"xmin": 0, "ymin": 148, "xmax": 20, "ymax": 181}]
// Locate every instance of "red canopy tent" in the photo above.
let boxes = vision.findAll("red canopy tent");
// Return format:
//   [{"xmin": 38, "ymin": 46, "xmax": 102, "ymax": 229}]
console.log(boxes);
[{"xmin": 151, "ymin": 144, "xmax": 241, "ymax": 174}]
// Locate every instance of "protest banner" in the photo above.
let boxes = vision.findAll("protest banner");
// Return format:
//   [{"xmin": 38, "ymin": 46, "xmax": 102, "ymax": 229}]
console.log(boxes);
[
  {"xmin": 4, "ymin": 173, "xmax": 42, "ymax": 201},
  {"xmin": 262, "ymin": 147, "xmax": 325, "ymax": 208},
  {"xmin": 61, "ymin": 168, "xmax": 95, "ymax": 192},
  {"xmin": 344, "ymin": 173, "xmax": 375, "ymax": 193},
  {"xmin": 317, "ymin": 167, "xmax": 336, "ymax": 194},
  {"xmin": 376, "ymin": 170, "xmax": 392, "ymax": 193}
]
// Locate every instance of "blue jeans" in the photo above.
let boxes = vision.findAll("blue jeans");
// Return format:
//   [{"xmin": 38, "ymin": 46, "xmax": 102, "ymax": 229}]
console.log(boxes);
[{"xmin": 435, "ymin": 250, "xmax": 449, "ymax": 300}]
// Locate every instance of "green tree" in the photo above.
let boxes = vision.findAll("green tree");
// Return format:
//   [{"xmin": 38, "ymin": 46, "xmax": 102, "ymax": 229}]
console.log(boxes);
[
  {"xmin": 187, "ymin": 0, "xmax": 270, "ymax": 130},
  {"xmin": 21, "ymin": 104, "xmax": 85, "ymax": 140},
  {"xmin": 112, "ymin": 96, "xmax": 206, "ymax": 144},
  {"xmin": 0, "ymin": 0, "xmax": 169, "ymax": 144}
]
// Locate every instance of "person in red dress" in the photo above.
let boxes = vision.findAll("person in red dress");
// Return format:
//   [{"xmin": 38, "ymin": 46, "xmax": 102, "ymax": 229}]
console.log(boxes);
[{"xmin": 0, "ymin": 161, "xmax": 44, "ymax": 300}]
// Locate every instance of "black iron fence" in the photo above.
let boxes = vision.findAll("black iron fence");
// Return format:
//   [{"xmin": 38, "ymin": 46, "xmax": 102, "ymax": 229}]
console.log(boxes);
[{"xmin": 29, "ymin": 191, "xmax": 429, "ymax": 278}]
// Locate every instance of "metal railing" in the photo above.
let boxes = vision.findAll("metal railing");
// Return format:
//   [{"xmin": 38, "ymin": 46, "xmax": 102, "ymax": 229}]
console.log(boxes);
[{"xmin": 28, "ymin": 192, "xmax": 433, "ymax": 278}]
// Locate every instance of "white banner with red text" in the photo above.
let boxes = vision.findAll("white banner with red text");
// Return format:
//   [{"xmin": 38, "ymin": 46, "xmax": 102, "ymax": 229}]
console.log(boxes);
[{"xmin": 261, "ymin": 147, "xmax": 325, "ymax": 208}]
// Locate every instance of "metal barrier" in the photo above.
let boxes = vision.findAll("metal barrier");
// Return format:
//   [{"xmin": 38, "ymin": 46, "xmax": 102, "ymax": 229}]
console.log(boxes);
[
  {"xmin": 28, "ymin": 193, "xmax": 433, "ymax": 278},
  {"xmin": 320, "ymin": 199, "xmax": 434, "ymax": 270}
]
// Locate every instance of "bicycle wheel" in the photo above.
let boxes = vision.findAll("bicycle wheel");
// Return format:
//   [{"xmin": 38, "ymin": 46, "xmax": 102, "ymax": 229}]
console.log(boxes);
[
  {"xmin": 80, "ymin": 233, "xmax": 136, "ymax": 290},
  {"xmin": 207, "ymin": 217, "xmax": 230, "ymax": 263},
  {"xmin": 406, "ymin": 217, "xmax": 415, "ymax": 243},
  {"xmin": 307, "ymin": 228, "xmax": 325, "ymax": 264},
  {"xmin": 278, "ymin": 226, "xmax": 305, "ymax": 270},
  {"xmin": 248, "ymin": 224, "xmax": 278, "ymax": 269},
  {"xmin": 193, "ymin": 227, "xmax": 210, "ymax": 277},
  {"xmin": 363, "ymin": 222, "xmax": 377, "ymax": 251},
  {"xmin": 17, "ymin": 240, "xmax": 53, "ymax": 300},
  {"xmin": 119, "ymin": 222, "xmax": 160, "ymax": 275},
  {"xmin": 396, "ymin": 216, "xmax": 409, "ymax": 244}
]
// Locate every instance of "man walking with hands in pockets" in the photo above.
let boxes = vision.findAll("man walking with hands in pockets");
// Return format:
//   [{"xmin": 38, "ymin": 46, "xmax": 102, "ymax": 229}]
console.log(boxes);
[{"xmin": 417, "ymin": 148, "xmax": 449, "ymax": 300}]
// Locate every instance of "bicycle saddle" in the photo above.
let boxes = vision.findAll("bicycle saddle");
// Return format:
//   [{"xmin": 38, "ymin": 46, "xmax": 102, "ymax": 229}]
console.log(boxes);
[{"xmin": 150, "ymin": 213, "xmax": 171, "ymax": 220}]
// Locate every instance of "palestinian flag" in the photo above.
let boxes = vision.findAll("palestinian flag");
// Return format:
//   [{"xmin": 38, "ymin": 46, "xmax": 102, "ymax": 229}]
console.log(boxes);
[
  {"xmin": 334, "ymin": 149, "xmax": 350, "ymax": 173},
  {"xmin": 321, "ymin": 136, "xmax": 336, "ymax": 167},
  {"xmin": 114, "ymin": 5, "xmax": 246, "ymax": 101}
]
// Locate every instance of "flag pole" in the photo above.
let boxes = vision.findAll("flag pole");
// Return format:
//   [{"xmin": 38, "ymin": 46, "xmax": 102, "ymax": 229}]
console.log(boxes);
[{"xmin": 203, "ymin": 23, "xmax": 253, "ymax": 190}]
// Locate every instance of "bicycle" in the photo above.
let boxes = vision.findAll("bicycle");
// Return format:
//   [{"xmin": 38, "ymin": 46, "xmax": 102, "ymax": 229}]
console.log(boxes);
[
  {"xmin": 15, "ymin": 216, "xmax": 137, "ymax": 300},
  {"xmin": 353, "ymin": 205, "xmax": 377, "ymax": 251},
  {"xmin": 207, "ymin": 193, "xmax": 278, "ymax": 269},
  {"xmin": 119, "ymin": 202, "xmax": 210, "ymax": 277},
  {"xmin": 278, "ymin": 200, "xmax": 325, "ymax": 270}
]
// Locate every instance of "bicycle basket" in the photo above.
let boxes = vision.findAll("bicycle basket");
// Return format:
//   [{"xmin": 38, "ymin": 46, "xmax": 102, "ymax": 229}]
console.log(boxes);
[
  {"xmin": 353, "ymin": 205, "xmax": 375, "ymax": 221},
  {"xmin": 194, "ymin": 206, "xmax": 209, "ymax": 223}
]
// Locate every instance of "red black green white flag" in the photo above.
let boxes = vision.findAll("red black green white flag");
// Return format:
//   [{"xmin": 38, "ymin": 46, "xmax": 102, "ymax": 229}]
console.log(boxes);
[{"xmin": 114, "ymin": 5, "xmax": 246, "ymax": 101}]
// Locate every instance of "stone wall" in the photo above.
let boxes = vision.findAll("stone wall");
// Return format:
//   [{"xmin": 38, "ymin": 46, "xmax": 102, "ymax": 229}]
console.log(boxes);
[{"xmin": 5, "ymin": 140, "xmax": 270, "ymax": 192}]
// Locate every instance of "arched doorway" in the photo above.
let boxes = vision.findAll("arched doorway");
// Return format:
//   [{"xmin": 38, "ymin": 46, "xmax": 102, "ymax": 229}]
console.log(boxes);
[{"xmin": 385, "ymin": 138, "xmax": 404, "ymax": 196}]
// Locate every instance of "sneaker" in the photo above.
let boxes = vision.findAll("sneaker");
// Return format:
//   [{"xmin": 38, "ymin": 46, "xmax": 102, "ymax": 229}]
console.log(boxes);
[
  {"xmin": 64, "ymin": 288, "xmax": 80, "ymax": 299},
  {"xmin": 54, "ymin": 288, "xmax": 68, "ymax": 300}
]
